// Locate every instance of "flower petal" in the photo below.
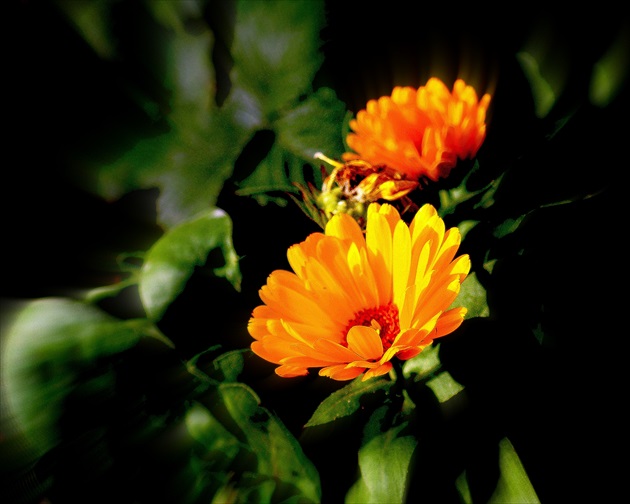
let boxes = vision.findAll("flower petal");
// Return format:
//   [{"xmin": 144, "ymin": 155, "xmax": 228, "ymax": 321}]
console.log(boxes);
[{"xmin": 346, "ymin": 326, "xmax": 384, "ymax": 361}]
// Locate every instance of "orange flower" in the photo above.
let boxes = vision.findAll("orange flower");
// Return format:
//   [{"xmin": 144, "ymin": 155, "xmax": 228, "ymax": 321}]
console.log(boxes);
[
  {"xmin": 343, "ymin": 77, "xmax": 491, "ymax": 182},
  {"xmin": 248, "ymin": 202, "xmax": 470, "ymax": 381}
]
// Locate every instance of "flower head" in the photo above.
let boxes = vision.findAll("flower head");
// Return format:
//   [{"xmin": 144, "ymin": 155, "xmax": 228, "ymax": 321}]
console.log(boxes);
[
  {"xmin": 343, "ymin": 77, "xmax": 491, "ymax": 182},
  {"xmin": 248, "ymin": 202, "xmax": 470, "ymax": 381},
  {"xmin": 291, "ymin": 152, "xmax": 419, "ymax": 230}
]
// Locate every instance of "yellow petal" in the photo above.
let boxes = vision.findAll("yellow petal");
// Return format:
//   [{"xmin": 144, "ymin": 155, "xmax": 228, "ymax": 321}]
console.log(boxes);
[{"xmin": 392, "ymin": 219, "xmax": 411, "ymax": 308}]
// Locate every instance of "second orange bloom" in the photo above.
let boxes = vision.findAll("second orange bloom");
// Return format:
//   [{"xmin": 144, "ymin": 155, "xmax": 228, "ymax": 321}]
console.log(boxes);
[{"xmin": 343, "ymin": 77, "xmax": 491, "ymax": 182}]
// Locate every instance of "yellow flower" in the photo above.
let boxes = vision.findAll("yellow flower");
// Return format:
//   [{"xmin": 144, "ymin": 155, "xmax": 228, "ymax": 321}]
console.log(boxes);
[
  {"xmin": 248, "ymin": 202, "xmax": 470, "ymax": 381},
  {"xmin": 343, "ymin": 77, "xmax": 491, "ymax": 182}
]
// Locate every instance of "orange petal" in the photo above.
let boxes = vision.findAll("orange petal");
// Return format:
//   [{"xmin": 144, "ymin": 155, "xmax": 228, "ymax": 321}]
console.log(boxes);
[
  {"xmin": 347, "ymin": 325, "xmax": 384, "ymax": 360},
  {"xmin": 319, "ymin": 365, "xmax": 365, "ymax": 381}
]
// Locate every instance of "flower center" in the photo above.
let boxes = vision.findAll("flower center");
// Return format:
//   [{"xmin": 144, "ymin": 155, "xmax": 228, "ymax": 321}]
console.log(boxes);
[{"xmin": 344, "ymin": 303, "xmax": 401, "ymax": 350}]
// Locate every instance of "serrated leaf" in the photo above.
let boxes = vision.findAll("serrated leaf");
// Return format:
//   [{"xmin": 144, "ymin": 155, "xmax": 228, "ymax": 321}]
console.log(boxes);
[
  {"xmin": 139, "ymin": 207, "xmax": 241, "ymax": 321},
  {"xmin": 235, "ymin": 87, "xmax": 347, "ymax": 201},
  {"xmin": 305, "ymin": 377, "xmax": 393, "ymax": 427},
  {"xmin": 345, "ymin": 406, "xmax": 417, "ymax": 504},
  {"xmin": 0, "ymin": 298, "xmax": 145, "ymax": 455},
  {"xmin": 275, "ymin": 87, "xmax": 347, "ymax": 160},
  {"xmin": 231, "ymin": 0, "xmax": 326, "ymax": 116},
  {"xmin": 218, "ymin": 383, "xmax": 321, "ymax": 503}
]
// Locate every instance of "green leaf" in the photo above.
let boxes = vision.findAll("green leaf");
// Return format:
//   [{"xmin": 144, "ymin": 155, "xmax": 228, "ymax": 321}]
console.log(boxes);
[
  {"xmin": 275, "ymin": 87, "xmax": 348, "ymax": 161},
  {"xmin": 219, "ymin": 383, "xmax": 321, "ymax": 503},
  {"xmin": 235, "ymin": 87, "xmax": 347, "ymax": 201},
  {"xmin": 145, "ymin": 0, "xmax": 204, "ymax": 35},
  {"xmin": 0, "ymin": 298, "xmax": 145, "ymax": 455},
  {"xmin": 84, "ymin": 9, "xmax": 252, "ymax": 228},
  {"xmin": 589, "ymin": 27, "xmax": 630, "ymax": 107},
  {"xmin": 489, "ymin": 438, "xmax": 541, "ymax": 503},
  {"xmin": 95, "ymin": 113, "xmax": 250, "ymax": 229},
  {"xmin": 492, "ymin": 214, "xmax": 528, "ymax": 239},
  {"xmin": 426, "ymin": 371, "xmax": 465, "ymax": 403},
  {"xmin": 456, "ymin": 271, "xmax": 489, "ymax": 319},
  {"xmin": 231, "ymin": 0, "xmax": 326, "ymax": 117},
  {"xmin": 212, "ymin": 349, "xmax": 248, "ymax": 382},
  {"xmin": 139, "ymin": 207, "xmax": 241, "ymax": 321},
  {"xmin": 403, "ymin": 343, "xmax": 441, "ymax": 378},
  {"xmin": 235, "ymin": 142, "xmax": 301, "ymax": 199},
  {"xmin": 164, "ymin": 21, "xmax": 215, "ymax": 127},
  {"xmin": 516, "ymin": 51, "xmax": 557, "ymax": 118},
  {"xmin": 305, "ymin": 377, "xmax": 393, "ymax": 427},
  {"xmin": 55, "ymin": 0, "xmax": 118, "ymax": 59},
  {"xmin": 185, "ymin": 402, "xmax": 242, "ymax": 464},
  {"xmin": 345, "ymin": 406, "xmax": 417, "ymax": 504}
]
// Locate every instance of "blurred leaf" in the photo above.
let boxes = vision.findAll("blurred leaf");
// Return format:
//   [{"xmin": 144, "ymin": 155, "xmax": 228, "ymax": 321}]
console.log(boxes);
[
  {"xmin": 236, "ymin": 87, "xmax": 347, "ymax": 200},
  {"xmin": 488, "ymin": 438, "xmax": 541, "ymax": 503},
  {"xmin": 305, "ymin": 377, "xmax": 393, "ymax": 428},
  {"xmin": 83, "ymin": 0, "xmax": 341, "ymax": 222},
  {"xmin": 234, "ymin": 142, "xmax": 301, "ymax": 201},
  {"xmin": 95, "ymin": 107, "xmax": 251, "ymax": 229},
  {"xmin": 0, "ymin": 298, "xmax": 146, "ymax": 455},
  {"xmin": 275, "ymin": 87, "xmax": 348, "ymax": 161},
  {"xmin": 218, "ymin": 383, "xmax": 321, "ymax": 503},
  {"xmin": 211, "ymin": 349, "xmax": 248, "ymax": 382},
  {"xmin": 54, "ymin": 0, "xmax": 117, "ymax": 59},
  {"xmin": 589, "ymin": 26, "xmax": 630, "ymax": 107},
  {"xmin": 516, "ymin": 51, "xmax": 556, "ymax": 118},
  {"xmin": 230, "ymin": 0, "xmax": 326, "ymax": 117},
  {"xmin": 139, "ymin": 207, "xmax": 241, "ymax": 321},
  {"xmin": 185, "ymin": 402, "xmax": 242, "ymax": 465},
  {"xmin": 456, "ymin": 271, "xmax": 489, "ymax": 319},
  {"xmin": 165, "ymin": 21, "xmax": 215, "ymax": 126},
  {"xmin": 345, "ymin": 405, "xmax": 416, "ymax": 504},
  {"xmin": 187, "ymin": 347, "xmax": 250, "ymax": 385},
  {"xmin": 146, "ymin": 0, "xmax": 205, "ymax": 35},
  {"xmin": 85, "ymin": 3, "xmax": 252, "ymax": 228}
]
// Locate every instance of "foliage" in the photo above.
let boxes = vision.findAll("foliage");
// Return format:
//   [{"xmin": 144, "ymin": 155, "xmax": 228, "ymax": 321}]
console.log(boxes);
[{"xmin": 3, "ymin": 1, "xmax": 627, "ymax": 503}]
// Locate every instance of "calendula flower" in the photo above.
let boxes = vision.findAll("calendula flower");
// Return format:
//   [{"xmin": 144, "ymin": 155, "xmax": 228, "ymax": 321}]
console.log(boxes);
[
  {"xmin": 248, "ymin": 202, "xmax": 470, "ymax": 381},
  {"xmin": 343, "ymin": 77, "xmax": 491, "ymax": 182}
]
